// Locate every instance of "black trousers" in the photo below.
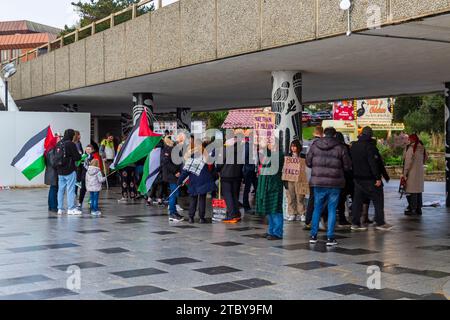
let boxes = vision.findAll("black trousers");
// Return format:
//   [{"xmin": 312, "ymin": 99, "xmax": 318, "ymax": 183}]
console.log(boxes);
[
  {"xmin": 406, "ymin": 193, "xmax": 423, "ymax": 213},
  {"xmin": 150, "ymin": 181, "xmax": 167, "ymax": 199},
  {"xmin": 78, "ymin": 179, "xmax": 87, "ymax": 205},
  {"xmin": 352, "ymin": 180, "xmax": 385, "ymax": 226},
  {"xmin": 242, "ymin": 171, "xmax": 257, "ymax": 210},
  {"xmin": 305, "ymin": 186, "xmax": 328, "ymax": 224},
  {"xmin": 222, "ymin": 180, "xmax": 241, "ymax": 218},
  {"xmin": 337, "ymin": 189, "xmax": 351, "ymax": 223},
  {"xmin": 189, "ymin": 194, "xmax": 207, "ymax": 218}
]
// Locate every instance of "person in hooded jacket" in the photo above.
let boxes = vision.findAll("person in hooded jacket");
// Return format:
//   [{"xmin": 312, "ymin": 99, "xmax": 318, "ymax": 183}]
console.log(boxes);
[
  {"xmin": 350, "ymin": 126, "xmax": 393, "ymax": 231},
  {"xmin": 335, "ymin": 132, "xmax": 353, "ymax": 227},
  {"xmin": 56, "ymin": 129, "xmax": 82, "ymax": 215},
  {"xmin": 85, "ymin": 159, "xmax": 106, "ymax": 216},
  {"xmin": 306, "ymin": 127, "xmax": 352, "ymax": 246}
]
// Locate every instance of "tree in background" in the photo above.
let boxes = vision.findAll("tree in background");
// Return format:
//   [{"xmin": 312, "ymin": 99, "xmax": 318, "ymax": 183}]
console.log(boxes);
[
  {"xmin": 193, "ymin": 111, "xmax": 229, "ymax": 130},
  {"xmin": 394, "ymin": 94, "xmax": 444, "ymax": 151},
  {"xmin": 61, "ymin": 0, "xmax": 154, "ymax": 37}
]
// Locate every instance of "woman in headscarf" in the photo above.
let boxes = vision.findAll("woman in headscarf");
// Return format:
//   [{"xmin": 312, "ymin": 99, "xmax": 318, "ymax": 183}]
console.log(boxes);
[{"xmin": 402, "ymin": 134, "xmax": 428, "ymax": 216}]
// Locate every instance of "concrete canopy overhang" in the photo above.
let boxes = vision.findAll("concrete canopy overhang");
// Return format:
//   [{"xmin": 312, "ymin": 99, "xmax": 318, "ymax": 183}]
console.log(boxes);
[{"xmin": 16, "ymin": 14, "xmax": 450, "ymax": 115}]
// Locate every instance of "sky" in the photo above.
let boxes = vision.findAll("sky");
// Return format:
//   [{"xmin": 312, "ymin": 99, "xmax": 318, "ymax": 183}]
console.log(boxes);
[{"xmin": 1, "ymin": 0, "xmax": 179, "ymax": 29}]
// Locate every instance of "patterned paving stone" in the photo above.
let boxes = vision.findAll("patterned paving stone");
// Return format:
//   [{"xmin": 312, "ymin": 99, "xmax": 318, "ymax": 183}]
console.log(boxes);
[
  {"xmin": 52, "ymin": 261, "xmax": 105, "ymax": 271},
  {"xmin": 0, "ymin": 275, "xmax": 52, "ymax": 287},
  {"xmin": 102, "ymin": 285, "xmax": 166, "ymax": 298},
  {"xmin": 157, "ymin": 257, "xmax": 202, "ymax": 265},
  {"xmin": 97, "ymin": 247, "xmax": 129, "ymax": 254},
  {"xmin": 286, "ymin": 261, "xmax": 338, "ymax": 270},
  {"xmin": 111, "ymin": 267, "xmax": 168, "ymax": 278},
  {"xmin": 194, "ymin": 266, "xmax": 242, "ymax": 275}
]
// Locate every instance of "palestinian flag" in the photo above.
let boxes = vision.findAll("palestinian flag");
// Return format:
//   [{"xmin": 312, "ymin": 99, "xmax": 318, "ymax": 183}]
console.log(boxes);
[
  {"xmin": 110, "ymin": 109, "xmax": 162, "ymax": 171},
  {"xmin": 138, "ymin": 147, "xmax": 161, "ymax": 195},
  {"xmin": 11, "ymin": 126, "xmax": 57, "ymax": 181}
]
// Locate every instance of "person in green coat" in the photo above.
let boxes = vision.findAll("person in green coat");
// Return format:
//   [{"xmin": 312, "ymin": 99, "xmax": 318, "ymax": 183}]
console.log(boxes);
[{"xmin": 256, "ymin": 143, "xmax": 284, "ymax": 240}]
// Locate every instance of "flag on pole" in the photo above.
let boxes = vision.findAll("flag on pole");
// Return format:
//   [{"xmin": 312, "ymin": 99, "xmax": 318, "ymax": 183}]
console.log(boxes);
[
  {"xmin": 10, "ymin": 126, "xmax": 57, "ymax": 181},
  {"xmin": 110, "ymin": 109, "xmax": 162, "ymax": 171},
  {"xmin": 138, "ymin": 147, "xmax": 161, "ymax": 195}
]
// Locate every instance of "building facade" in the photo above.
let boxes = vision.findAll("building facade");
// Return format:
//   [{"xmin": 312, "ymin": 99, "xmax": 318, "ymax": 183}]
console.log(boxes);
[{"xmin": 0, "ymin": 20, "xmax": 60, "ymax": 64}]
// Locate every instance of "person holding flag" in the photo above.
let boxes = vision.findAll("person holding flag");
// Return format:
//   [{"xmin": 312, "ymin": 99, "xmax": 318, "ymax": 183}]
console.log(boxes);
[{"xmin": 110, "ymin": 107, "xmax": 162, "ymax": 202}]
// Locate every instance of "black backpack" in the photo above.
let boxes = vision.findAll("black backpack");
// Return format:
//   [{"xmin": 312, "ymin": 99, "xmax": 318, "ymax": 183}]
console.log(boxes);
[{"xmin": 53, "ymin": 141, "xmax": 67, "ymax": 168}]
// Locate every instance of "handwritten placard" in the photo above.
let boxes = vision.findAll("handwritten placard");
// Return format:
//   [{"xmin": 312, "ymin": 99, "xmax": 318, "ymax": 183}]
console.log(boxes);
[
  {"xmin": 282, "ymin": 157, "xmax": 306, "ymax": 182},
  {"xmin": 254, "ymin": 112, "xmax": 276, "ymax": 147}
]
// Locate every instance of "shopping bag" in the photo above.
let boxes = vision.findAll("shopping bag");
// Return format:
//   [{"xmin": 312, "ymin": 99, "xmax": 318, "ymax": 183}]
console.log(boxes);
[{"xmin": 212, "ymin": 178, "xmax": 227, "ymax": 222}]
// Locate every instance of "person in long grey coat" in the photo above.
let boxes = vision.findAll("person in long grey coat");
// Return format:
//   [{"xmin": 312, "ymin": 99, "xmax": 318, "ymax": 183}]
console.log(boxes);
[{"xmin": 403, "ymin": 134, "xmax": 428, "ymax": 216}]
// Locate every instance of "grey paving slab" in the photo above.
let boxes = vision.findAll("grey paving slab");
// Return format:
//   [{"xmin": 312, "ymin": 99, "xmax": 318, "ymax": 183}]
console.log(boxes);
[{"xmin": 0, "ymin": 185, "xmax": 448, "ymax": 300}]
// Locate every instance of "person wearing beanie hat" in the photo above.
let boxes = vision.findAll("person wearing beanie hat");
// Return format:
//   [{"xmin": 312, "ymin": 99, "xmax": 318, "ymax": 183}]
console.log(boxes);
[{"xmin": 350, "ymin": 126, "xmax": 393, "ymax": 231}]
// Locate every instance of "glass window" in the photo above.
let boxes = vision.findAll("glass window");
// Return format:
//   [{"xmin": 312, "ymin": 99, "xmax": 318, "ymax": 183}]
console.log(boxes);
[
  {"xmin": 11, "ymin": 49, "xmax": 20, "ymax": 59},
  {"xmin": 0, "ymin": 50, "xmax": 10, "ymax": 62}
]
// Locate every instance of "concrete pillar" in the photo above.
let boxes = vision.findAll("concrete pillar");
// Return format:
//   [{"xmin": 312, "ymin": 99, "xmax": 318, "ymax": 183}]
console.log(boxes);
[
  {"xmin": 132, "ymin": 92, "xmax": 154, "ymax": 127},
  {"xmin": 271, "ymin": 71, "xmax": 303, "ymax": 154},
  {"xmin": 445, "ymin": 83, "xmax": 450, "ymax": 206},
  {"xmin": 176, "ymin": 108, "xmax": 191, "ymax": 132}
]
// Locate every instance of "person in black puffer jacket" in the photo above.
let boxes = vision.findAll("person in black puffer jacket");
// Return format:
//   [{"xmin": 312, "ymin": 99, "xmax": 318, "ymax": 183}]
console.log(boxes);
[
  {"xmin": 350, "ymin": 126, "xmax": 393, "ymax": 231},
  {"xmin": 217, "ymin": 138, "xmax": 243, "ymax": 223},
  {"xmin": 306, "ymin": 127, "xmax": 352, "ymax": 245}
]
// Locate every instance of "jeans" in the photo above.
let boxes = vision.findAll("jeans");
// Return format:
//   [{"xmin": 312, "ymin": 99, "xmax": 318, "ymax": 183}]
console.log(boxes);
[
  {"xmin": 352, "ymin": 180, "xmax": 385, "ymax": 226},
  {"xmin": 169, "ymin": 183, "xmax": 179, "ymax": 215},
  {"xmin": 267, "ymin": 213, "xmax": 284, "ymax": 238},
  {"xmin": 311, "ymin": 187, "xmax": 341, "ymax": 239},
  {"xmin": 189, "ymin": 194, "xmax": 207, "ymax": 218},
  {"xmin": 48, "ymin": 185, "xmax": 58, "ymax": 211},
  {"xmin": 242, "ymin": 171, "xmax": 257, "ymax": 210},
  {"xmin": 57, "ymin": 172, "xmax": 77, "ymax": 211},
  {"xmin": 222, "ymin": 180, "xmax": 241, "ymax": 218},
  {"xmin": 305, "ymin": 186, "xmax": 328, "ymax": 224},
  {"xmin": 90, "ymin": 192, "xmax": 99, "ymax": 212}
]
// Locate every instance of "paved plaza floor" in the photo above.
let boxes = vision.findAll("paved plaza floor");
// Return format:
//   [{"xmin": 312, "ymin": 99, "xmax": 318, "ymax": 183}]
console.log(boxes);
[{"xmin": 0, "ymin": 181, "xmax": 449, "ymax": 300}]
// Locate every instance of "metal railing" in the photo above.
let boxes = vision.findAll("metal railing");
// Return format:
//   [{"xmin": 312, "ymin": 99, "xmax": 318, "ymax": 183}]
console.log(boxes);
[{"xmin": 2, "ymin": 0, "xmax": 171, "ymax": 67}]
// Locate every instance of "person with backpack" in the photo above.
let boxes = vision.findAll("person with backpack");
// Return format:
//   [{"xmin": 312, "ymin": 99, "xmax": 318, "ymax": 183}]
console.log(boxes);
[{"xmin": 55, "ymin": 129, "xmax": 82, "ymax": 215}]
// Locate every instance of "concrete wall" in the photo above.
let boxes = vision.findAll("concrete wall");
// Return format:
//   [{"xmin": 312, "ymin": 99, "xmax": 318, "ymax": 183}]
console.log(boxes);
[
  {"xmin": 0, "ymin": 112, "xmax": 90, "ymax": 188},
  {"xmin": 10, "ymin": 0, "xmax": 450, "ymax": 101}
]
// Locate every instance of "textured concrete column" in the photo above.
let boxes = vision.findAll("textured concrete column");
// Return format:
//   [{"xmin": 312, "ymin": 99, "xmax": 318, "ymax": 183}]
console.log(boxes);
[
  {"xmin": 271, "ymin": 71, "xmax": 303, "ymax": 154},
  {"xmin": 132, "ymin": 93, "xmax": 154, "ymax": 129},
  {"xmin": 445, "ymin": 83, "xmax": 450, "ymax": 206},
  {"xmin": 176, "ymin": 108, "xmax": 191, "ymax": 131}
]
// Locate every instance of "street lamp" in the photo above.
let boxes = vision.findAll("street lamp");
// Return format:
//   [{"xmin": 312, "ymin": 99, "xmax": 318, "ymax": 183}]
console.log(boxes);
[
  {"xmin": 1, "ymin": 63, "xmax": 17, "ymax": 111},
  {"xmin": 339, "ymin": 0, "xmax": 353, "ymax": 36}
]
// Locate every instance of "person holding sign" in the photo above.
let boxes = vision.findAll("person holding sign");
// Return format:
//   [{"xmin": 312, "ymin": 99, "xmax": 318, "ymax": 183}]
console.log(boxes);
[
  {"xmin": 282, "ymin": 140, "xmax": 308, "ymax": 222},
  {"xmin": 256, "ymin": 143, "xmax": 285, "ymax": 240}
]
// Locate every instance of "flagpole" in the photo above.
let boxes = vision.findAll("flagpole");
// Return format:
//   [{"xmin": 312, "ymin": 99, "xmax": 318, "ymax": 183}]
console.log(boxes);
[{"xmin": 165, "ymin": 176, "xmax": 189, "ymax": 200}]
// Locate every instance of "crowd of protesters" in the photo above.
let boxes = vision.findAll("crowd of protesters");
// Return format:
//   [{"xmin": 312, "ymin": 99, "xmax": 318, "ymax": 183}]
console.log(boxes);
[{"xmin": 43, "ymin": 124, "xmax": 427, "ymax": 246}]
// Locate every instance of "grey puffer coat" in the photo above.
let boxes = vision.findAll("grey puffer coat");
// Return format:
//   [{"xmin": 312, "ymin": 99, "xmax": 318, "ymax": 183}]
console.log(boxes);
[
  {"xmin": 85, "ymin": 166, "xmax": 106, "ymax": 192},
  {"xmin": 306, "ymin": 137, "xmax": 352, "ymax": 189}
]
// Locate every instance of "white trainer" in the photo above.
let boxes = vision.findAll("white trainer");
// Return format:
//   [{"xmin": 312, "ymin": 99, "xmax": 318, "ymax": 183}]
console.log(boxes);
[
  {"xmin": 91, "ymin": 211, "xmax": 102, "ymax": 216},
  {"xmin": 68, "ymin": 209, "xmax": 82, "ymax": 215},
  {"xmin": 176, "ymin": 205, "xmax": 184, "ymax": 211},
  {"xmin": 57, "ymin": 209, "xmax": 64, "ymax": 215}
]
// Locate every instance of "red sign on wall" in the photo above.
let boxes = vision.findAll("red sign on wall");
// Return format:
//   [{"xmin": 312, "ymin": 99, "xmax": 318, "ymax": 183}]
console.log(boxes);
[{"xmin": 333, "ymin": 101, "xmax": 355, "ymax": 121}]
